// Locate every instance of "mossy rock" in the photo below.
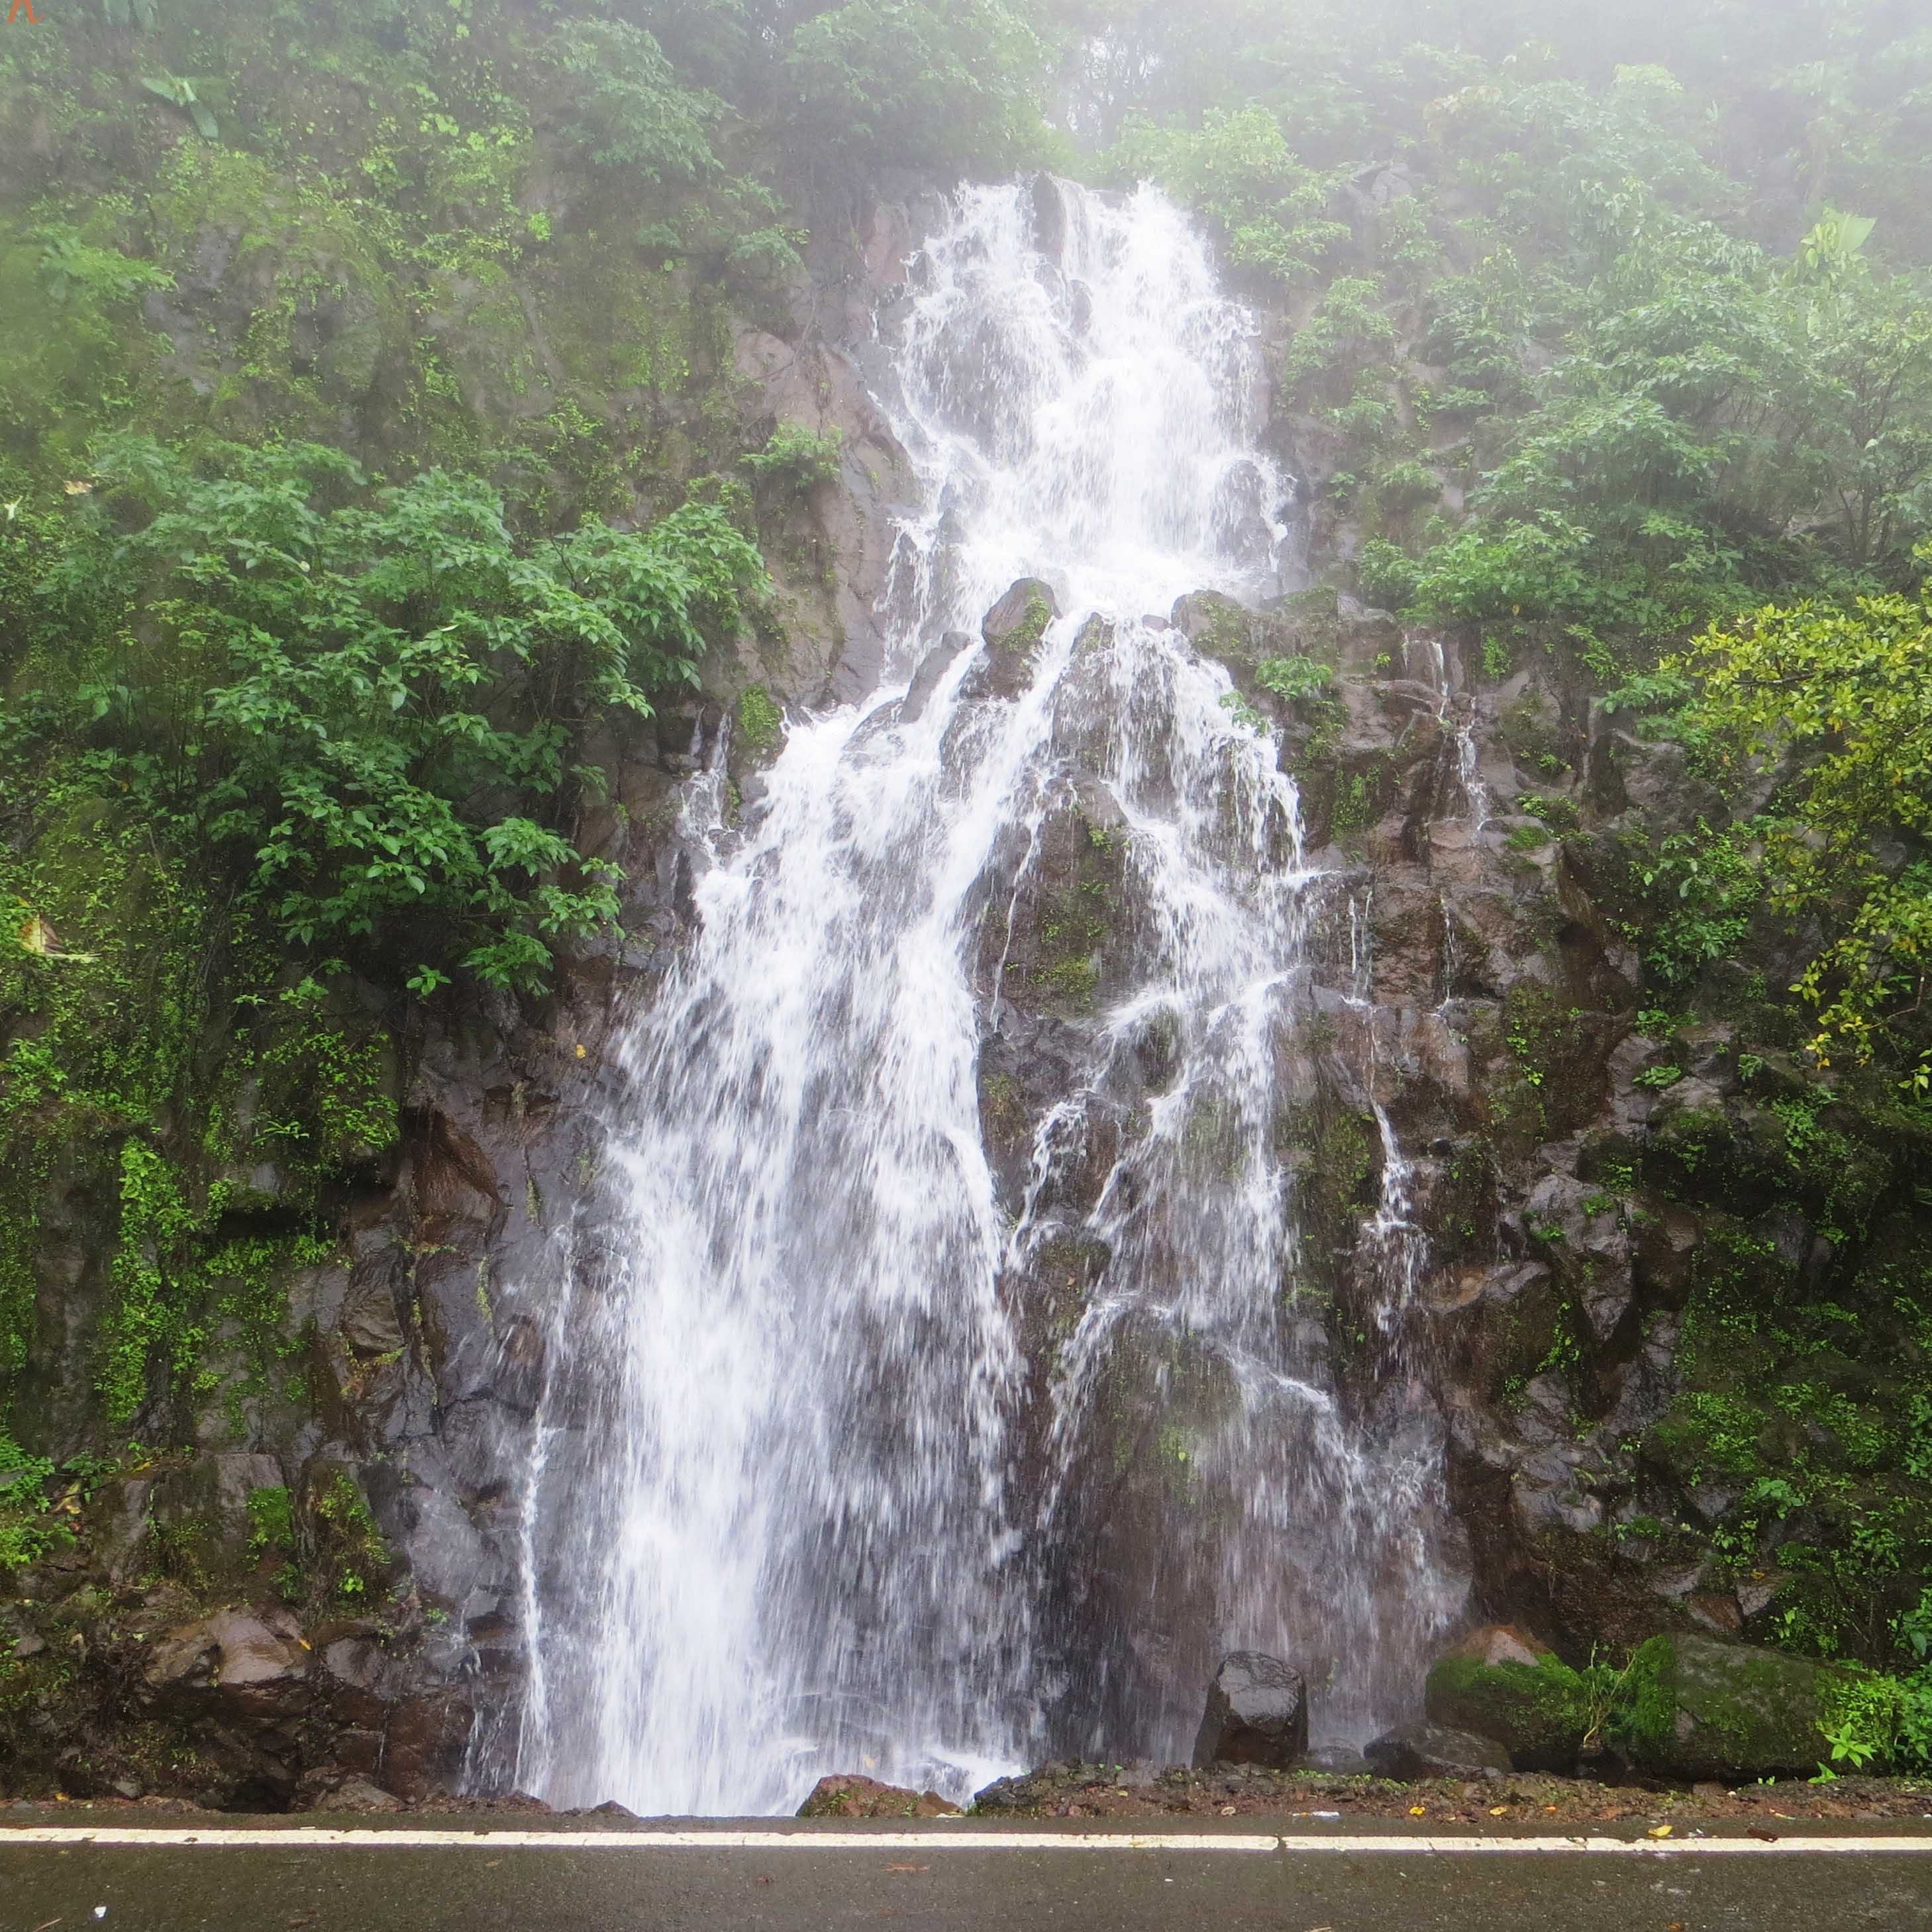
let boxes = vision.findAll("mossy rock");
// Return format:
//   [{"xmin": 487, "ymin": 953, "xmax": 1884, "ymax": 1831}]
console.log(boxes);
[
  {"xmin": 1172, "ymin": 588, "xmax": 1266, "ymax": 666},
  {"xmin": 421, "ymin": 264, "xmax": 553, "ymax": 423},
  {"xmin": 797, "ymin": 1774, "xmax": 960, "ymax": 1818},
  {"xmin": 960, "ymin": 578, "xmax": 1060, "ymax": 703},
  {"xmin": 735, "ymin": 684, "xmax": 784, "ymax": 756},
  {"xmin": 986, "ymin": 789, "xmax": 1127, "ymax": 1017},
  {"xmin": 1423, "ymin": 1652, "xmax": 1591, "ymax": 1771},
  {"xmin": 1613, "ymin": 1634, "xmax": 1847, "ymax": 1782},
  {"xmin": 147, "ymin": 147, "xmax": 408, "ymax": 436},
  {"xmin": 982, "ymin": 578, "xmax": 1058, "ymax": 654},
  {"xmin": 1275, "ymin": 1099, "xmax": 1380, "ymax": 1301}
]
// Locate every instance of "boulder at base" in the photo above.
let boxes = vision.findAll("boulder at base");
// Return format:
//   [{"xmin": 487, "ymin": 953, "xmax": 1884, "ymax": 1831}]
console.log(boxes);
[
  {"xmin": 1192, "ymin": 1652, "xmax": 1309, "ymax": 1769},
  {"xmin": 1617, "ymin": 1635, "xmax": 1852, "ymax": 1782},
  {"xmin": 144, "ymin": 1605, "xmax": 311, "ymax": 1717},
  {"xmin": 797, "ymin": 1774, "xmax": 962, "ymax": 1818},
  {"xmin": 1364, "ymin": 1721, "xmax": 1513, "ymax": 1780},
  {"xmin": 1423, "ymin": 1649, "xmax": 1590, "ymax": 1772}
]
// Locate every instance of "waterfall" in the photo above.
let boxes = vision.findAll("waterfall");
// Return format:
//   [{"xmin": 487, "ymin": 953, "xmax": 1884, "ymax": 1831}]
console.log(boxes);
[
  {"xmin": 505, "ymin": 179, "xmax": 1461, "ymax": 1817},
  {"xmin": 1406, "ymin": 629, "xmax": 1488, "ymax": 833}
]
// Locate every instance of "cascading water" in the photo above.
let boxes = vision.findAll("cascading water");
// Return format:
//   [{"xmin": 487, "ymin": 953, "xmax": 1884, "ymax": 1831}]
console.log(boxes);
[
  {"xmin": 1407, "ymin": 629, "xmax": 1488, "ymax": 833},
  {"xmin": 1402, "ymin": 629, "xmax": 1490, "ymax": 1013},
  {"xmin": 505, "ymin": 179, "xmax": 1462, "ymax": 1817}
]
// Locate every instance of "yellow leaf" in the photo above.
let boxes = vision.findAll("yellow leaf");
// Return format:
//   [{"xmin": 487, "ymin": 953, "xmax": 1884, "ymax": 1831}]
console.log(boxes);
[
  {"xmin": 1407, "ymin": 1805, "xmax": 1426, "ymax": 1817},
  {"xmin": 19, "ymin": 912, "xmax": 57, "ymax": 954},
  {"xmin": 1647, "ymin": 1823, "xmax": 1672, "ymax": 1839},
  {"xmin": 1488, "ymin": 1805, "xmax": 1507, "ymax": 1816}
]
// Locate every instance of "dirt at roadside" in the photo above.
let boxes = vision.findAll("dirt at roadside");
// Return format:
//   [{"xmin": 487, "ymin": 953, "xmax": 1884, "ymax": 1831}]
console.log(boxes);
[
  {"xmin": 968, "ymin": 1762, "xmax": 1932, "ymax": 1825},
  {"xmin": 11, "ymin": 1766, "xmax": 1931, "ymax": 1828}
]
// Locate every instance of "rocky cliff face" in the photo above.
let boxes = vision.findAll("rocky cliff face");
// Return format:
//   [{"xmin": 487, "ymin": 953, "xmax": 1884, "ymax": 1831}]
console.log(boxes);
[
  {"xmin": 1162, "ymin": 585, "xmax": 1928, "ymax": 1686},
  {"xmin": 5, "ymin": 183, "xmax": 1927, "ymax": 1807}
]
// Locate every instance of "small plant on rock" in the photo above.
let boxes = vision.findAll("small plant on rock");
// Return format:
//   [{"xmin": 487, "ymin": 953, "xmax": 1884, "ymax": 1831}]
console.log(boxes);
[{"xmin": 741, "ymin": 423, "xmax": 843, "ymax": 493}]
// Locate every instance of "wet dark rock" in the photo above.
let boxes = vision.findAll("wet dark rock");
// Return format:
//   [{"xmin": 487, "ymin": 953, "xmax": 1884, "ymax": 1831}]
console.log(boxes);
[
  {"xmin": 1522, "ymin": 1172, "xmax": 1636, "ymax": 1343},
  {"xmin": 383, "ymin": 1692, "xmax": 476, "ymax": 1804},
  {"xmin": 339, "ymin": 1266, "xmax": 407, "ymax": 1356},
  {"xmin": 1445, "ymin": 1624, "xmax": 1554, "ymax": 1671},
  {"xmin": 901, "ymin": 631, "xmax": 973, "ymax": 723},
  {"xmin": 1030, "ymin": 172, "xmax": 1070, "ymax": 262},
  {"xmin": 1364, "ymin": 1721, "xmax": 1511, "ymax": 1780},
  {"xmin": 1592, "ymin": 727, "xmax": 1729, "ymax": 839},
  {"xmin": 144, "ymin": 1606, "xmax": 311, "ymax": 1717},
  {"xmin": 298, "ymin": 1771, "xmax": 404, "ymax": 1812},
  {"xmin": 728, "ymin": 324, "xmax": 915, "ymax": 707},
  {"xmin": 380, "ymin": 1478, "xmax": 500, "ymax": 1615},
  {"xmin": 115, "ymin": 1604, "xmax": 319, "ymax": 1804},
  {"xmin": 797, "ymin": 1774, "xmax": 963, "ymax": 1818},
  {"xmin": 1192, "ymin": 1652, "xmax": 1309, "ymax": 1770},
  {"xmin": 493, "ymin": 1315, "xmax": 548, "ymax": 1415},
  {"xmin": 962, "ymin": 578, "xmax": 1058, "ymax": 702}
]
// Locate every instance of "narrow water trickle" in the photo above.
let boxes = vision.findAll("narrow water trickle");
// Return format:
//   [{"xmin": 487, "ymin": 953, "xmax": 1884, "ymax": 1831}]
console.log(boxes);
[
  {"xmin": 505, "ymin": 179, "xmax": 1463, "ymax": 1817},
  {"xmin": 1407, "ymin": 629, "xmax": 1488, "ymax": 835}
]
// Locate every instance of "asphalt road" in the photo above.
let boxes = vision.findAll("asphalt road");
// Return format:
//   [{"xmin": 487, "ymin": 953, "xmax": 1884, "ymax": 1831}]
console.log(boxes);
[{"xmin": 3, "ymin": 1816, "xmax": 1930, "ymax": 1931}]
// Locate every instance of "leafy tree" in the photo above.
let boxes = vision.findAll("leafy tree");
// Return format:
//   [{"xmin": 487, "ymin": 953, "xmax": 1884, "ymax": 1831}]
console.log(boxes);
[
  {"xmin": 1397, "ymin": 209, "xmax": 1932, "ymax": 647},
  {"xmin": 1666, "ymin": 562, "xmax": 1932, "ymax": 1074},
  {"xmin": 550, "ymin": 20, "xmax": 724, "ymax": 181},
  {"xmin": 782, "ymin": 0, "xmax": 1050, "ymax": 183},
  {"xmin": 19, "ymin": 438, "xmax": 765, "ymax": 992},
  {"xmin": 1779, "ymin": 223, "xmax": 1932, "ymax": 571}
]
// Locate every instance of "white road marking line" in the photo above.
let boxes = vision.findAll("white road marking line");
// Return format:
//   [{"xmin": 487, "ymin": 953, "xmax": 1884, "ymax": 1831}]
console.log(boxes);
[
  {"xmin": 0, "ymin": 1829, "xmax": 1277, "ymax": 1853},
  {"xmin": 2, "ymin": 1826, "xmax": 1931, "ymax": 1856},
  {"xmin": 1272, "ymin": 1835, "xmax": 1932, "ymax": 1856}
]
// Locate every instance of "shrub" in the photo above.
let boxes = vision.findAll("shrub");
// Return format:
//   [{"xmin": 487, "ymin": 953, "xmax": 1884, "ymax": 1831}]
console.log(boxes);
[
  {"xmin": 23, "ymin": 436, "xmax": 766, "ymax": 993},
  {"xmin": 741, "ymin": 423, "xmax": 842, "ymax": 493}
]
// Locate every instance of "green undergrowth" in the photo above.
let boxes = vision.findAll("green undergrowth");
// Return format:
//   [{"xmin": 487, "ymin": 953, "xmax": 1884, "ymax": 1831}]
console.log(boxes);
[
  {"xmin": 312, "ymin": 1467, "xmax": 391, "ymax": 1602},
  {"xmin": 0, "ymin": 783, "xmax": 390, "ymax": 1436},
  {"xmin": 1437, "ymin": 1641, "xmax": 1932, "ymax": 1776},
  {"xmin": 0, "ymin": 1433, "xmax": 64, "ymax": 1572},
  {"xmin": 1641, "ymin": 1210, "xmax": 1932, "ymax": 1669}
]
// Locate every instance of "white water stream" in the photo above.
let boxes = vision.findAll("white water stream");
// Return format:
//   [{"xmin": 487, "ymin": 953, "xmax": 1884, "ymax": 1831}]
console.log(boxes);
[{"xmin": 506, "ymin": 180, "xmax": 1462, "ymax": 1817}]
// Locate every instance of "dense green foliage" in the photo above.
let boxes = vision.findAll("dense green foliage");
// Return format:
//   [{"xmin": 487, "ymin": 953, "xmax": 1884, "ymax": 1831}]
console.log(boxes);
[
  {"xmin": 20, "ymin": 434, "xmax": 759, "ymax": 992},
  {"xmin": 1659, "ymin": 572, "xmax": 1932, "ymax": 1076}
]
